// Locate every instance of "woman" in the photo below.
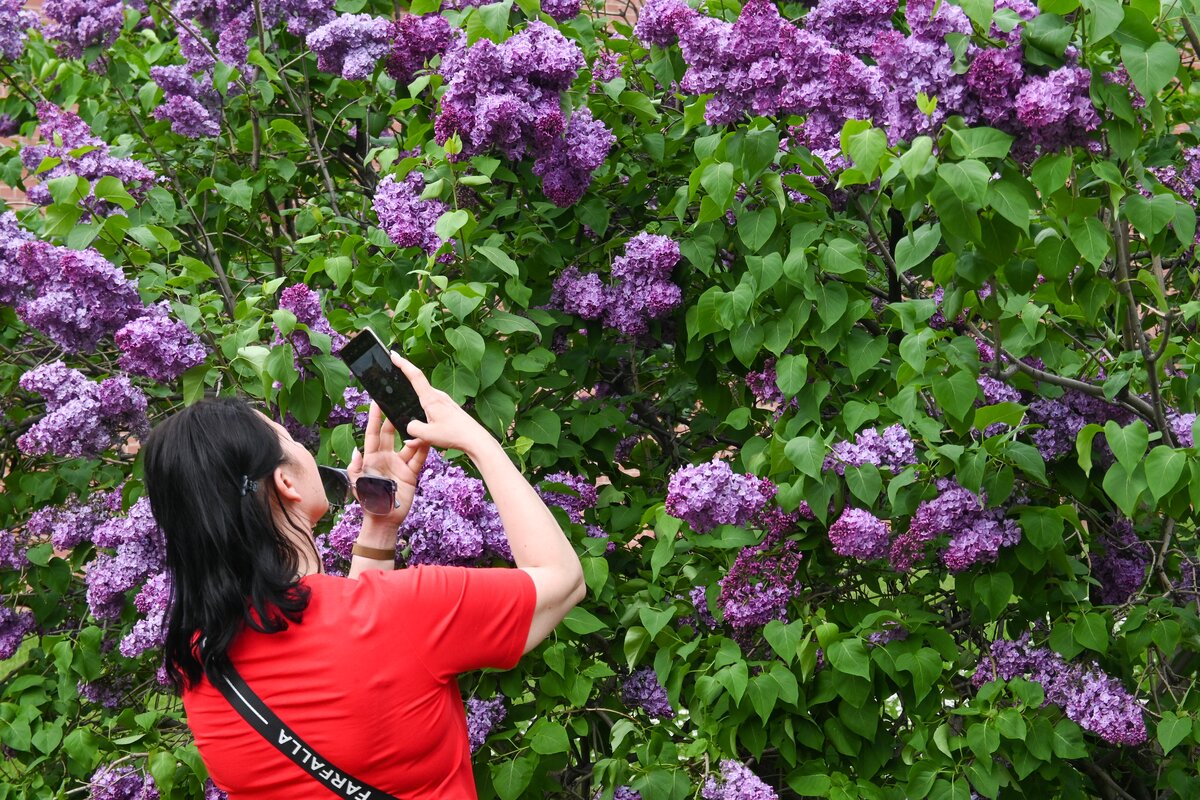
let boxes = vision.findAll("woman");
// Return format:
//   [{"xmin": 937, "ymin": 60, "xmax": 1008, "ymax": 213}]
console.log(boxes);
[{"xmin": 143, "ymin": 353, "xmax": 586, "ymax": 798}]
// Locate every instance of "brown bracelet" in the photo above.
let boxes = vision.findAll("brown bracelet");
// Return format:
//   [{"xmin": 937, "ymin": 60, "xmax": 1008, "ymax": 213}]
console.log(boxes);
[{"xmin": 351, "ymin": 543, "xmax": 396, "ymax": 560}]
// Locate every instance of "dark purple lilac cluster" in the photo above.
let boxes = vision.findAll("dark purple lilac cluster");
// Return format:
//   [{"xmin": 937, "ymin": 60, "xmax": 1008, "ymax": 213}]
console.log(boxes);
[
  {"xmin": 386, "ymin": 13, "xmax": 454, "ymax": 85},
  {"xmin": 621, "ymin": 666, "xmax": 675, "ymax": 718},
  {"xmin": 436, "ymin": 22, "xmax": 613, "ymax": 205},
  {"xmin": 591, "ymin": 52, "xmax": 620, "ymax": 86},
  {"xmin": 315, "ymin": 502, "xmax": 364, "ymax": 576},
  {"xmin": 273, "ymin": 284, "xmax": 346, "ymax": 375},
  {"xmin": 889, "ymin": 479, "xmax": 1019, "ymax": 573},
  {"xmin": 0, "ymin": 0, "xmax": 39, "ymax": 61},
  {"xmin": 44, "ymin": 0, "xmax": 125, "ymax": 60},
  {"xmin": 0, "ymin": 606, "xmax": 35, "ymax": 661},
  {"xmin": 306, "ymin": 14, "xmax": 392, "ymax": 80},
  {"xmin": 973, "ymin": 633, "xmax": 1147, "ymax": 745},
  {"xmin": 18, "ymin": 362, "xmax": 149, "ymax": 459},
  {"xmin": 1026, "ymin": 389, "xmax": 1134, "ymax": 461},
  {"xmin": 827, "ymin": 507, "xmax": 889, "ymax": 560},
  {"xmin": 203, "ymin": 779, "xmax": 228, "ymax": 800},
  {"xmin": 115, "ymin": 302, "xmax": 207, "ymax": 382},
  {"xmin": 537, "ymin": 471, "xmax": 598, "ymax": 524},
  {"xmin": 85, "ymin": 498, "xmax": 165, "ymax": 621},
  {"xmin": 87, "ymin": 764, "xmax": 159, "ymax": 800},
  {"xmin": 119, "ymin": 570, "xmax": 171, "ymax": 657},
  {"xmin": 400, "ymin": 450, "xmax": 512, "ymax": 565},
  {"xmin": 541, "ymin": 0, "xmax": 581, "ymax": 22},
  {"xmin": 151, "ymin": 65, "xmax": 222, "ymax": 138},
  {"xmin": 549, "ymin": 232, "xmax": 682, "ymax": 336},
  {"xmin": 593, "ymin": 789, "xmax": 641, "ymax": 800},
  {"xmin": 700, "ymin": 759, "xmax": 778, "ymax": 800},
  {"xmin": 465, "ymin": 695, "xmax": 506, "ymax": 752},
  {"xmin": 718, "ymin": 533, "xmax": 803, "ymax": 630},
  {"xmin": 1091, "ymin": 519, "xmax": 1150, "ymax": 606},
  {"xmin": 745, "ymin": 358, "xmax": 793, "ymax": 412},
  {"xmin": 688, "ymin": 585, "xmax": 718, "ymax": 629},
  {"xmin": 867, "ymin": 621, "xmax": 909, "ymax": 646},
  {"xmin": 0, "ymin": 529, "xmax": 26, "ymax": 570},
  {"xmin": 24, "ymin": 488, "xmax": 122, "ymax": 551},
  {"xmin": 823, "ymin": 423, "xmax": 916, "ymax": 476},
  {"xmin": 173, "ymin": 0, "xmax": 333, "ymax": 71},
  {"xmin": 78, "ymin": 676, "xmax": 132, "ymax": 709},
  {"xmin": 372, "ymin": 172, "xmax": 451, "ymax": 258},
  {"xmin": 665, "ymin": 457, "xmax": 775, "ymax": 534},
  {"xmin": 22, "ymin": 104, "xmax": 157, "ymax": 219}
]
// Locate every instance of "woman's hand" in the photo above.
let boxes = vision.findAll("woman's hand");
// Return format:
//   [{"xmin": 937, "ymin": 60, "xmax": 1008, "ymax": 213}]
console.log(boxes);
[
  {"xmin": 347, "ymin": 401, "xmax": 429, "ymax": 528},
  {"xmin": 390, "ymin": 352, "xmax": 496, "ymax": 458}
]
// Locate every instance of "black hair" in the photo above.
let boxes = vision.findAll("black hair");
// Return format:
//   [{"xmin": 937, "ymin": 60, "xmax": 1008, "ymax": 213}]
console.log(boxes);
[{"xmin": 143, "ymin": 398, "xmax": 313, "ymax": 689}]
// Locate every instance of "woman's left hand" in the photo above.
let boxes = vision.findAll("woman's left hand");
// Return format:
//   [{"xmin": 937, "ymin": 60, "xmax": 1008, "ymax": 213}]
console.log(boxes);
[{"xmin": 348, "ymin": 401, "xmax": 429, "ymax": 530}]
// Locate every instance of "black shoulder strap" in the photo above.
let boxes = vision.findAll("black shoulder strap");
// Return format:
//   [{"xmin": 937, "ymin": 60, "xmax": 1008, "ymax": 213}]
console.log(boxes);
[{"xmin": 212, "ymin": 665, "xmax": 401, "ymax": 800}]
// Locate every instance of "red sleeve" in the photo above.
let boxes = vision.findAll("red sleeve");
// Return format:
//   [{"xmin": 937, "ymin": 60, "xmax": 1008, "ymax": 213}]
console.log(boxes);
[{"xmin": 379, "ymin": 565, "xmax": 536, "ymax": 681}]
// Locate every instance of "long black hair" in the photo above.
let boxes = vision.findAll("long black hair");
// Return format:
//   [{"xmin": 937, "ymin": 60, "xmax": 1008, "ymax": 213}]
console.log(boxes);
[{"xmin": 143, "ymin": 398, "xmax": 312, "ymax": 689}]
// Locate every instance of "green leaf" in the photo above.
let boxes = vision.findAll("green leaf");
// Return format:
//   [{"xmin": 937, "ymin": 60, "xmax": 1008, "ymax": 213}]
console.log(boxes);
[
  {"xmin": 561, "ymin": 607, "xmax": 607, "ymax": 635},
  {"xmin": 1156, "ymin": 712, "xmax": 1194, "ymax": 754},
  {"xmin": 1073, "ymin": 613, "xmax": 1109, "ymax": 654},
  {"xmin": 446, "ymin": 325, "xmax": 486, "ymax": 370},
  {"xmin": 1102, "ymin": 461, "xmax": 1146, "ymax": 517},
  {"xmin": 517, "ymin": 408, "xmax": 560, "ymax": 446},
  {"xmin": 1067, "ymin": 217, "xmax": 1111, "ymax": 267},
  {"xmin": 827, "ymin": 638, "xmax": 871, "ymax": 680},
  {"xmin": 474, "ymin": 244, "xmax": 519, "ymax": 276},
  {"xmin": 529, "ymin": 721, "xmax": 570, "ymax": 754},
  {"xmin": 1082, "ymin": 0, "xmax": 1124, "ymax": 42},
  {"xmin": 841, "ymin": 120, "xmax": 888, "ymax": 178},
  {"xmin": 819, "ymin": 238, "xmax": 865, "ymax": 278},
  {"xmin": 900, "ymin": 136, "xmax": 934, "ymax": 182},
  {"xmin": 738, "ymin": 208, "xmax": 777, "ymax": 253},
  {"xmin": 1034, "ymin": 232, "xmax": 1078, "ymax": 281},
  {"xmin": 148, "ymin": 751, "xmax": 177, "ymax": 796},
  {"xmin": 492, "ymin": 755, "xmax": 537, "ymax": 800},
  {"xmin": 894, "ymin": 223, "xmax": 941, "ymax": 274},
  {"xmin": 775, "ymin": 354, "xmax": 808, "ymax": 395},
  {"xmin": 949, "ymin": 127, "xmax": 1013, "ymax": 159},
  {"xmin": 1051, "ymin": 719, "xmax": 1088, "ymax": 759},
  {"xmin": 1121, "ymin": 41, "xmax": 1180, "ymax": 97},
  {"xmin": 1075, "ymin": 423, "xmax": 1104, "ymax": 476},
  {"xmin": 986, "ymin": 175, "xmax": 1036, "ymax": 232},
  {"xmin": 937, "ymin": 160, "xmax": 991, "ymax": 204},
  {"xmin": 1103, "ymin": 419, "xmax": 1148, "ymax": 472},
  {"xmin": 1124, "ymin": 193, "xmax": 1176, "ymax": 237},
  {"xmin": 763, "ymin": 619, "xmax": 805, "ymax": 664},
  {"xmin": 1019, "ymin": 507, "xmax": 1063, "ymax": 551},
  {"xmin": 845, "ymin": 464, "xmax": 882, "ymax": 505},
  {"xmin": 435, "ymin": 209, "xmax": 470, "ymax": 242},
  {"xmin": 701, "ymin": 161, "xmax": 736, "ymax": 209},
  {"xmin": 785, "ymin": 435, "xmax": 824, "ymax": 478},
  {"xmin": 1144, "ymin": 446, "xmax": 1186, "ymax": 503},
  {"xmin": 932, "ymin": 370, "xmax": 979, "ymax": 423},
  {"xmin": 216, "ymin": 179, "xmax": 254, "ymax": 210},
  {"xmin": 1031, "ymin": 153, "xmax": 1072, "ymax": 195}
]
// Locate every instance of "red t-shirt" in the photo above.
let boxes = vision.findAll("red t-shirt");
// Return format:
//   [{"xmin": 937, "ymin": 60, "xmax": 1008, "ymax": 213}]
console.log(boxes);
[{"xmin": 183, "ymin": 566, "xmax": 536, "ymax": 799}]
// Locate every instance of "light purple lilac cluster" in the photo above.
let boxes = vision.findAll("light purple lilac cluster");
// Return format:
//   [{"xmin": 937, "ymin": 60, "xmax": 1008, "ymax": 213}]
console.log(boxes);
[
  {"xmin": 119, "ymin": 570, "xmax": 172, "ymax": 657},
  {"xmin": 593, "ymin": 789, "xmax": 641, "ymax": 800},
  {"xmin": 436, "ymin": 22, "xmax": 613, "ymax": 205},
  {"xmin": 24, "ymin": 487, "xmax": 123, "ymax": 551},
  {"xmin": 591, "ymin": 52, "xmax": 620, "ymax": 86},
  {"xmin": 307, "ymin": 14, "xmax": 392, "ymax": 80},
  {"xmin": 1092, "ymin": 519, "xmax": 1149, "ymax": 606},
  {"xmin": 273, "ymin": 284, "xmax": 346, "ymax": 375},
  {"xmin": 827, "ymin": 507, "xmax": 889, "ymax": 560},
  {"xmin": 621, "ymin": 666, "xmax": 675, "ymax": 718},
  {"xmin": 115, "ymin": 302, "xmax": 207, "ymax": 382},
  {"xmin": 0, "ymin": 0, "xmax": 39, "ymax": 61},
  {"xmin": 173, "ymin": 0, "xmax": 334, "ymax": 71},
  {"xmin": 43, "ymin": 0, "xmax": 125, "ymax": 60},
  {"xmin": 549, "ymin": 232, "xmax": 682, "ymax": 336},
  {"xmin": 1026, "ymin": 389, "xmax": 1134, "ymax": 461},
  {"xmin": 665, "ymin": 457, "xmax": 775, "ymax": 534},
  {"xmin": 87, "ymin": 764, "xmax": 159, "ymax": 800},
  {"xmin": 688, "ymin": 585, "xmax": 718, "ymax": 629},
  {"xmin": 823, "ymin": 423, "xmax": 917, "ymax": 475},
  {"xmin": 1167, "ymin": 410, "xmax": 1196, "ymax": 448},
  {"xmin": 22, "ymin": 104, "xmax": 157, "ymax": 219},
  {"xmin": 538, "ymin": 471, "xmax": 598, "ymax": 524},
  {"xmin": 973, "ymin": 632, "xmax": 1147, "ymax": 745},
  {"xmin": 316, "ymin": 502, "xmax": 363, "ymax": 576},
  {"xmin": 151, "ymin": 65, "xmax": 222, "ymax": 138},
  {"xmin": 745, "ymin": 358, "xmax": 796, "ymax": 415},
  {"xmin": 18, "ymin": 362, "xmax": 149, "ymax": 459},
  {"xmin": 0, "ymin": 606, "xmax": 35, "ymax": 661},
  {"xmin": 327, "ymin": 387, "xmax": 371, "ymax": 429},
  {"xmin": 372, "ymin": 172, "xmax": 451, "ymax": 258},
  {"xmin": 465, "ymin": 696, "xmax": 506, "ymax": 752},
  {"xmin": 203, "ymin": 779, "xmax": 228, "ymax": 800},
  {"xmin": 541, "ymin": 0, "xmax": 581, "ymax": 21},
  {"xmin": 889, "ymin": 479, "xmax": 1019, "ymax": 573},
  {"xmin": 718, "ymin": 532, "xmax": 803, "ymax": 630},
  {"xmin": 0, "ymin": 529, "xmax": 26, "ymax": 570},
  {"xmin": 85, "ymin": 498, "xmax": 165, "ymax": 621},
  {"xmin": 386, "ymin": 13, "xmax": 454, "ymax": 85},
  {"xmin": 700, "ymin": 759, "xmax": 778, "ymax": 800},
  {"xmin": 400, "ymin": 450, "xmax": 512, "ymax": 565}
]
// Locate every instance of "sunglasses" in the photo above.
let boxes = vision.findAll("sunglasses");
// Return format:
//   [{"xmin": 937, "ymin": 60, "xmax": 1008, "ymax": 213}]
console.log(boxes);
[{"xmin": 318, "ymin": 466, "xmax": 401, "ymax": 516}]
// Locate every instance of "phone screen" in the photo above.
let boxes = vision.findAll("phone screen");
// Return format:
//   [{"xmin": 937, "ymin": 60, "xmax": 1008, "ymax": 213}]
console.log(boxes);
[{"xmin": 338, "ymin": 330, "xmax": 427, "ymax": 430}]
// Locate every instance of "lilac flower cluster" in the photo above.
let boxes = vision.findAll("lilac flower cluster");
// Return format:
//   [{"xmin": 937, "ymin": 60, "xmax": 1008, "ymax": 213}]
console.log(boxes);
[
  {"xmin": 25, "ymin": 488, "xmax": 122, "ymax": 551},
  {"xmin": 745, "ymin": 358, "xmax": 796, "ymax": 412},
  {"xmin": 1026, "ymin": 389, "xmax": 1134, "ymax": 461},
  {"xmin": 688, "ymin": 585, "xmax": 717, "ymax": 629},
  {"xmin": 591, "ymin": 52, "xmax": 621, "ymax": 86},
  {"xmin": 718, "ymin": 533, "xmax": 803, "ymax": 630},
  {"xmin": 549, "ymin": 232, "xmax": 682, "ymax": 336},
  {"xmin": 273, "ymin": 284, "xmax": 346, "ymax": 375},
  {"xmin": 174, "ymin": 0, "xmax": 333, "ymax": 72},
  {"xmin": 593, "ymin": 789, "xmax": 641, "ymax": 800},
  {"xmin": 306, "ymin": 14, "xmax": 392, "ymax": 80},
  {"xmin": 203, "ymin": 780, "xmax": 228, "ymax": 800},
  {"xmin": 665, "ymin": 458, "xmax": 774, "ymax": 534},
  {"xmin": 973, "ymin": 633, "xmax": 1147, "ymax": 745},
  {"xmin": 151, "ymin": 65, "xmax": 222, "ymax": 138},
  {"xmin": 700, "ymin": 759, "xmax": 778, "ymax": 800},
  {"xmin": 633, "ymin": 0, "xmax": 693, "ymax": 48},
  {"xmin": 1167, "ymin": 410, "xmax": 1196, "ymax": 447},
  {"xmin": 621, "ymin": 667, "xmax": 675, "ymax": 718},
  {"xmin": 0, "ymin": 529, "xmax": 26, "ymax": 570},
  {"xmin": 823, "ymin": 423, "xmax": 916, "ymax": 475},
  {"xmin": 119, "ymin": 570, "xmax": 172, "ymax": 657},
  {"xmin": 1092, "ymin": 519, "xmax": 1149, "ymax": 606},
  {"xmin": 538, "ymin": 472, "xmax": 598, "ymax": 524},
  {"xmin": 386, "ymin": 14, "xmax": 454, "ymax": 85},
  {"xmin": 316, "ymin": 502, "xmax": 363, "ymax": 575},
  {"xmin": 85, "ymin": 498, "xmax": 165, "ymax": 621},
  {"xmin": 18, "ymin": 362, "xmax": 149, "ymax": 459},
  {"xmin": 87, "ymin": 764, "xmax": 159, "ymax": 800},
  {"xmin": 890, "ymin": 480, "xmax": 1019, "ymax": 573},
  {"xmin": 115, "ymin": 302, "xmax": 207, "ymax": 382},
  {"xmin": 0, "ymin": 606, "xmax": 35, "ymax": 661},
  {"xmin": 44, "ymin": 0, "xmax": 125, "ymax": 60},
  {"xmin": 1014, "ymin": 66, "xmax": 1100, "ymax": 153},
  {"xmin": 79, "ymin": 676, "xmax": 132, "ymax": 708},
  {"xmin": 0, "ymin": 0, "xmax": 39, "ymax": 61},
  {"xmin": 541, "ymin": 0, "xmax": 581, "ymax": 22},
  {"xmin": 532, "ymin": 107, "xmax": 616, "ymax": 207},
  {"xmin": 867, "ymin": 621, "xmax": 909, "ymax": 646},
  {"xmin": 465, "ymin": 696, "xmax": 506, "ymax": 752},
  {"xmin": 372, "ymin": 172, "xmax": 451, "ymax": 258},
  {"xmin": 827, "ymin": 507, "xmax": 889, "ymax": 560},
  {"xmin": 22, "ymin": 104, "xmax": 157, "ymax": 219},
  {"xmin": 400, "ymin": 450, "xmax": 512, "ymax": 565},
  {"xmin": 327, "ymin": 387, "xmax": 371, "ymax": 429}
]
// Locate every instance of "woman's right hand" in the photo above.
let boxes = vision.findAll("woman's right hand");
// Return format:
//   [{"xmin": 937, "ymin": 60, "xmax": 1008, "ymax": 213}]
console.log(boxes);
[{"xmin": 389, "ymin": 352, "xmax": 496, "ymax": 457}]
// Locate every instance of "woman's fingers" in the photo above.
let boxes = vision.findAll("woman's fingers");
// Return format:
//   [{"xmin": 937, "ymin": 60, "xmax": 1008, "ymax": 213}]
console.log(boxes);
[
  {"xmin": 379, "ymin": 415, "xmax": 397, "ymax": 452},
  {"xmin": 364, "ymin": 401, "xmax": 383, "ymax": 454},
  {"xmin": 389, "ymin": 351, "xmax": 435, "ymax": 398}
]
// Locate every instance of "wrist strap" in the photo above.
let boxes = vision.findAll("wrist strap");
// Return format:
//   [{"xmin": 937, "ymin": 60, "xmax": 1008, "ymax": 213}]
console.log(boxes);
[
  {"xmin": 214, "ymin": 664, "xmax": 399, "ymax": 800},
  {"xmin": 351, "ymin": 543, "xmax": 396, "ymax": 560}
]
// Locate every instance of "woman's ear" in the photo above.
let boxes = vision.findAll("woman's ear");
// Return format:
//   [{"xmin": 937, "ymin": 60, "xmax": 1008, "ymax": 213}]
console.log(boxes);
[{"xmin": 272, "ymin": 464, "xmax": 305, "ymax": 505}]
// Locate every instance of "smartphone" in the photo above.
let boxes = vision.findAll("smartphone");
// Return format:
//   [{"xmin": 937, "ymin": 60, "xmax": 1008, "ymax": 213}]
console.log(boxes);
[{"xmin": 337, "ymin": 329, "xmax": 427, "ymax": 430}]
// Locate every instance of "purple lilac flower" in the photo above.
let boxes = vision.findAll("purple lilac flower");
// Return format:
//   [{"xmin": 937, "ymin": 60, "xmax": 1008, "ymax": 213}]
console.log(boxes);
[
  {"xmin": 202, "ymin": 779, "xmax": 228, "ymax": 800},
  {"xmin": 824, "ymin": 423, "xmax": 916, "ymax": 475},
  {"xmin": 1092, "ymin": 519, "xmax": 1150, "ymax": 605},
  {"xmin": 401, "ymin": 450, "xmax": 511, "ymax": 565},
  {"xmin": 465, "ymin": 696, "xmax": 506, "ymax": 752},
  {"xmin": 1150, "ymin": 145, "xmax": 1200, "ymax": 199},
  {"xmin": 18, "ymin": 362, "xmax": 148, "ymax": 459},
  {"xmin": 665, "ymin": 458, "xmax": 775, "ymax": 534},
  {"xmin": 1167, "ymin": 410, "xmax": 1195, "ymax": 447},
  {"xmin": 87, "ymin": 764, "xmax": 159, "ymax": 800},
  {"xmin": 25, "ymin": 488, "xmax": 121, "ymax": 551},
  {"xmin": 689, "ymin": 585, "xmax": 717, "ymax": 629},
  {"xmin": 604, "ymin": 233, "xmax": 682, "ymax": 335},
  {"xmin": 621, "ymin": 667, "xmax": 675, "ymax": 718},
  {"xmin": 828, "ymin": 507, "xmax": 889, "ymax": 560},
  {"xmin": 386, "ymin": 13, "xmax": 453, "ymax": 85},
  {"xmin": 0, "ymin": 606, "xmax": 35, "ymax": 660},
  {"xmin": 316, "ymin": 502, "xmax": 363, "ymax": 575},
  {"xmin": 532, "ymin": 106, "xmax": 615, "ymax": 206},
  {"xmin": 1026, "ymin": 389, "xmax": 1134, "ymax": 461},
  {"xmin": 538, "ymin": 472, "xmax": 598, "ymax": 524},
  {"xmin": 965, "ymin": 48, "xmax": 1025, "ymax": 129},
  {"xmin": 44, "ymin": 0, "xmax": 124, "ymax": 60},
  {"xmin": 593, "ymin": 790, "xmax": 641, "ymax": 800},
  {"xmin": 867, "ymin": 621, "xmax": 909, "ymax": 646},
  {"xmin": 1014, "ymin": 66, "xmax": 1100, "ymax": 153},
  {"xmin": 719, "ymin": 533, "xmax": 803, "ymax": 629},
  {"xmin": 373, "ymin": 172, "xmax": 451, "ymax": 258},
  {"xmin": 904, "ymin": 0, "xmax": 971, "ymax": 40},
  {"xmin": 0, "ymin": 0, "xmax": 39, "ymax": 60},
  {"xmin": 634, "ymin": 0, "xmax": 695, "ymax": 48},
  {"xmin": 872, "ymin": 29, "xmax": 964, "ymax": 142},
  {"xmin": 978, "ymin": 375, "xmax": 1021, "ymax": 406},
  {"xmin": 973, "ymin": 633, "xmax": 1147, "ymax": 745},
  {"xmin": 0, "ymin": 529, "xmax": 25, "ymax": 570},
  {"xmin": 115, "ymin": 303, "xmax": 207, "ymax": 382},
  {"xmin": 804, "ymin": 0, "xmax": 896, "ymax": 56},
  {"xmin": 549, "ymin": 266, "xmax": 609, "ymax": 319},
  {"xmin": 22, "ymin": 104, "xmax": 157, "ymax": 219},
  {"xmin": 306, "ymin": 14, "xmax": 392, "ymax": 80},
  {"xmin": 85, "ymin": 498, "xmax": 165, "ymax": 621},
  {"xmin": 591, "ymin": 52, "xmax": 620, "ymax": 85},
  {"xmin": 991, "ymin": 0, "xmax": 1039, "ymax": 43},
  {"xmin": 0, "ymin": 211, "xmax": 34, "ymax": 304},
  {"xmin": 327, "ymin": 387, "xmax": 371, "ymax": 429},
  {"xmin": 701, "ymin": 759, "xmax": 778, "ymax": 800},
  {"xmin": 151, "ymin": 65, "xmax": 222, "ymax": 138},
  {"xmin": 541, "ymin": 0, "xmax": 581, "ymax": 21},
  {"xmin": 890, "ymin": 479, "xmax": 1019, "ymax": 572},
  {"xmin": 746, "ymin": 358, "xmax": 789, "ymax": 408},
  {"xmin": 78, "ymin": 676, "xmax": 131, "ymax": 708},
  {"xmin": 119, "ymin": 570, "xmax": 171, "ymax": 657},
  {"xmin": 273, "ymin": 284, "xmax": 346, "ymax": 374}
]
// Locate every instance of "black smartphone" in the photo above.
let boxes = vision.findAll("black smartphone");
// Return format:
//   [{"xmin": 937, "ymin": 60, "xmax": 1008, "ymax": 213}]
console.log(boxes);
[{"xmin": 337, "ymin": 329, "xmax": 427, "ymax": 430}]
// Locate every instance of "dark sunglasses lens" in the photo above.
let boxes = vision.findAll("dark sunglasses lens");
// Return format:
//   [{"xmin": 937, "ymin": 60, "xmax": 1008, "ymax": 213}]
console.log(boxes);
[
  {"xmin": 319, "ymin": 467, "xmax": 351, "ymax": 506},
  {"xmin": 354, "ymin": 477, "xmax": 394, "ymax": 515}
]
